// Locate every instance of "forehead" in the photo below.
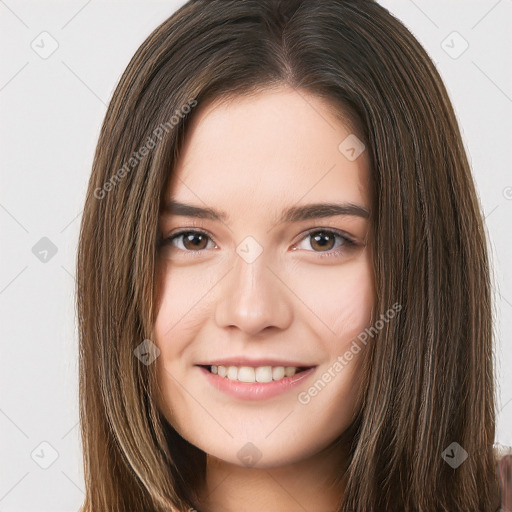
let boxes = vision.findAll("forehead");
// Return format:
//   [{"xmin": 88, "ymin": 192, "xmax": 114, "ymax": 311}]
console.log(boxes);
[{"xmin": 165, "ymin": 87, "xmax": 371, "ymax": 216}]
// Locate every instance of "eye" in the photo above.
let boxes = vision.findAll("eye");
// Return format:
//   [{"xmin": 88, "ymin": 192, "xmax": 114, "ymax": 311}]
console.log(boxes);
[
  {"xmin": 293, "ymin": 229, "xmax": 357, "ymax": 259},
  {"xmin": 159, "ymin": 228, "xmax": 358, "ymax": 259},
  {"xmin": 161, "ymin": 230, "xmax": 217, "ymax": 252}
]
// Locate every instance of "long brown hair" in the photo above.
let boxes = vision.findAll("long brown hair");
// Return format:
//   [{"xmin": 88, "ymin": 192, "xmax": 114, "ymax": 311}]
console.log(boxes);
[{"xmin": 76, "ymin": 1, "xmax": 503, "ymax": 510}]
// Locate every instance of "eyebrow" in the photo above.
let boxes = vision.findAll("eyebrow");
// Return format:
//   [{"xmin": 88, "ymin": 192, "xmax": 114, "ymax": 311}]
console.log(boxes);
[{"xmin": 162, "ymin": 199, "xmax": 370, "ymax": 223}]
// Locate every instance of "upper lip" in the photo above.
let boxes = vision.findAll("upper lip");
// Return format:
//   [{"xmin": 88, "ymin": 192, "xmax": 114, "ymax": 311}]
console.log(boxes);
[{"xmin": 196, "ymin": 357, "xmax": 316, "ymax": 368}]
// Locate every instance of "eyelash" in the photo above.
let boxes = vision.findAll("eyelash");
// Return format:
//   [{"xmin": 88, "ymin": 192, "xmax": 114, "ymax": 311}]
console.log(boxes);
[{"xmin": 159, "ymin": 228, "xmax": 357, "ymax": 260}]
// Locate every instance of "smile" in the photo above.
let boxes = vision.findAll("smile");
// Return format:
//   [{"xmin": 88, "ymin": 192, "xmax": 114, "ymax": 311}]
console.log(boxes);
[
  {"xmin": 204, "ymin": 364, "xmax": 309, "ymax": 383},
  {"xmin": 197, "ymin": 365, "xmax": 317, "ymax": 400}
]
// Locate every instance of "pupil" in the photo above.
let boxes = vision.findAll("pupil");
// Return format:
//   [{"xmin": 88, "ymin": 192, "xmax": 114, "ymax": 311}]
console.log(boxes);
[
  {"xmin": 312, "ymin": 232, "xmax": 334, "ymax": 251},
  {"xmin": 184, "ymin": 233, "xmax": 207, "ymax": 250}
]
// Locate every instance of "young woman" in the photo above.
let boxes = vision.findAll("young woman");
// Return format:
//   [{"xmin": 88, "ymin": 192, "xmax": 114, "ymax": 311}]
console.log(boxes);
[{"xmin": 76, "ymin": 1, "xmax": 510, "ymax": 510}]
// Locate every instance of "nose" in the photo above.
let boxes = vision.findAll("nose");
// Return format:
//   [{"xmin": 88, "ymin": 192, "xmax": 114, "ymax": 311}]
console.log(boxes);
[{"xmin": 214, "ymin": 249, "xmax": 293, "ymax": 337}]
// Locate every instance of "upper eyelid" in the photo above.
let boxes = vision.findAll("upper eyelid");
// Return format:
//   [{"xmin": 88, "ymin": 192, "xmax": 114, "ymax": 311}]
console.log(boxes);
[
  {"xmin": 168, "ymin": 227, "xmax": 218, "ymax": 243},
  {"xmin": 298, "ymin": 226, "xmax": 355, "ymax": 243}
]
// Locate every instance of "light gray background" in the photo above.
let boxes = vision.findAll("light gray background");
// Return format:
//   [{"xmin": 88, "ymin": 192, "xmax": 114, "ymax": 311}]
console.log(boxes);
[{"xmin": 1, "ymin": 1, "xmax": 511, "ymax": 510}]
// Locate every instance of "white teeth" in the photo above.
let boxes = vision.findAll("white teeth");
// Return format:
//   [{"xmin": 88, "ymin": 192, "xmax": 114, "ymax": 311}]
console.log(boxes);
[
  {"xmin": 255, "ymin": 366, "xmax": 272, "ymax": 383},
  {"xmin": 238, "ymin": 366, "xmax": 256, "ymax": 382},
  {"xmin": 284, "ymin": 366, "xmax": 297, "ymax": 377},
  {"xmin": 210, "ymin": 365, "xmax": 301, "ymax": 383},
  {"xmin": 227, "ymin": 366, "xmax": 238, "ymax": 380},
  {"xmin": 272, "ymin": 366, "xmax": 285, "ymax": 380}
]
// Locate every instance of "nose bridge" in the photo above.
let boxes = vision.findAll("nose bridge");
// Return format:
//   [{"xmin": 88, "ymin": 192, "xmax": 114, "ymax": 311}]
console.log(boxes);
[{"xmin": 214, "ymin": 239, "xmax": 293, "ymax": 336}]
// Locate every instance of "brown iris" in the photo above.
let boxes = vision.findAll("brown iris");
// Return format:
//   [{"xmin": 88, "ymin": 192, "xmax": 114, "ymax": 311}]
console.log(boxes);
[
  {"xmin": 309, "ymin": 231, "xmax": 336, "ymax": 252},
  {"xmin": 181, "ymin": 232, "xmax": 209, "ymax": 250}
]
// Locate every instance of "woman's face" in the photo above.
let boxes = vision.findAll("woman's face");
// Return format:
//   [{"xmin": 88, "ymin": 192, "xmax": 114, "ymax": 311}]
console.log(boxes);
[{"xmin": 153, "ymin": 85, "xmax": 375, "ymax": 468}]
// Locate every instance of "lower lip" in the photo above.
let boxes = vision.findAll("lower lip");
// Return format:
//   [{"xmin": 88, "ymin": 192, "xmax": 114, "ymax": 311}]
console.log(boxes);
[{"xmin": 197, "ymin": 366, "xmax": 317, "ymax": 401}]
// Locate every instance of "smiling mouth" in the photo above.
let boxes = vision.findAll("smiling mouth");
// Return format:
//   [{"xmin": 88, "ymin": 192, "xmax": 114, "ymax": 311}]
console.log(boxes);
[{"xmin": 199, "ymin": 364, "xmax": 312, "ymax": 383}]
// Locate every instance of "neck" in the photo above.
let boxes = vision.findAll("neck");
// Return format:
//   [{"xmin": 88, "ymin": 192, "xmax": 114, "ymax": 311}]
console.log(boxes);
[{"xmin": 195, "ymin": 439, "xmax": 347, "ymax": 512}]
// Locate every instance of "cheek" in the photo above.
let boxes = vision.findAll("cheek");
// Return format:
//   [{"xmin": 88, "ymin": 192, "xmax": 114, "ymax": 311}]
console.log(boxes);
[
  {"xmin": 153, "ymin": 262, "xmax": 215, "ymax": 355},
  {"xmin": 152, "ymin": 265, "xmax": 209, "ymax": 429},
  {"xmin": 330, "ymin": 266, "xmax": 374, "ymax": 340},
  {"xmin": 287, "ymin": 255, "xmax": 375, "ymax": 342},
  {"xmin": 292, "ymin": 260, "xmax": 374, "ymax": 430}
]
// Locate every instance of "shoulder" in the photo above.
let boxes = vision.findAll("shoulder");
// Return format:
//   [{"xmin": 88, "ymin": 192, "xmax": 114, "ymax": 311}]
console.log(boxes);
[{"xmin": 493, "ymin": 444, "xmax": 512, "ymax": 512}]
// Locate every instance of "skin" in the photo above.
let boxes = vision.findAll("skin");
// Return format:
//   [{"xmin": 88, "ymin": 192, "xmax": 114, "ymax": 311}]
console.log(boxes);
[{"xmin": 153, "ymin": 85, "xmax": 375, "ymax": 512}]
